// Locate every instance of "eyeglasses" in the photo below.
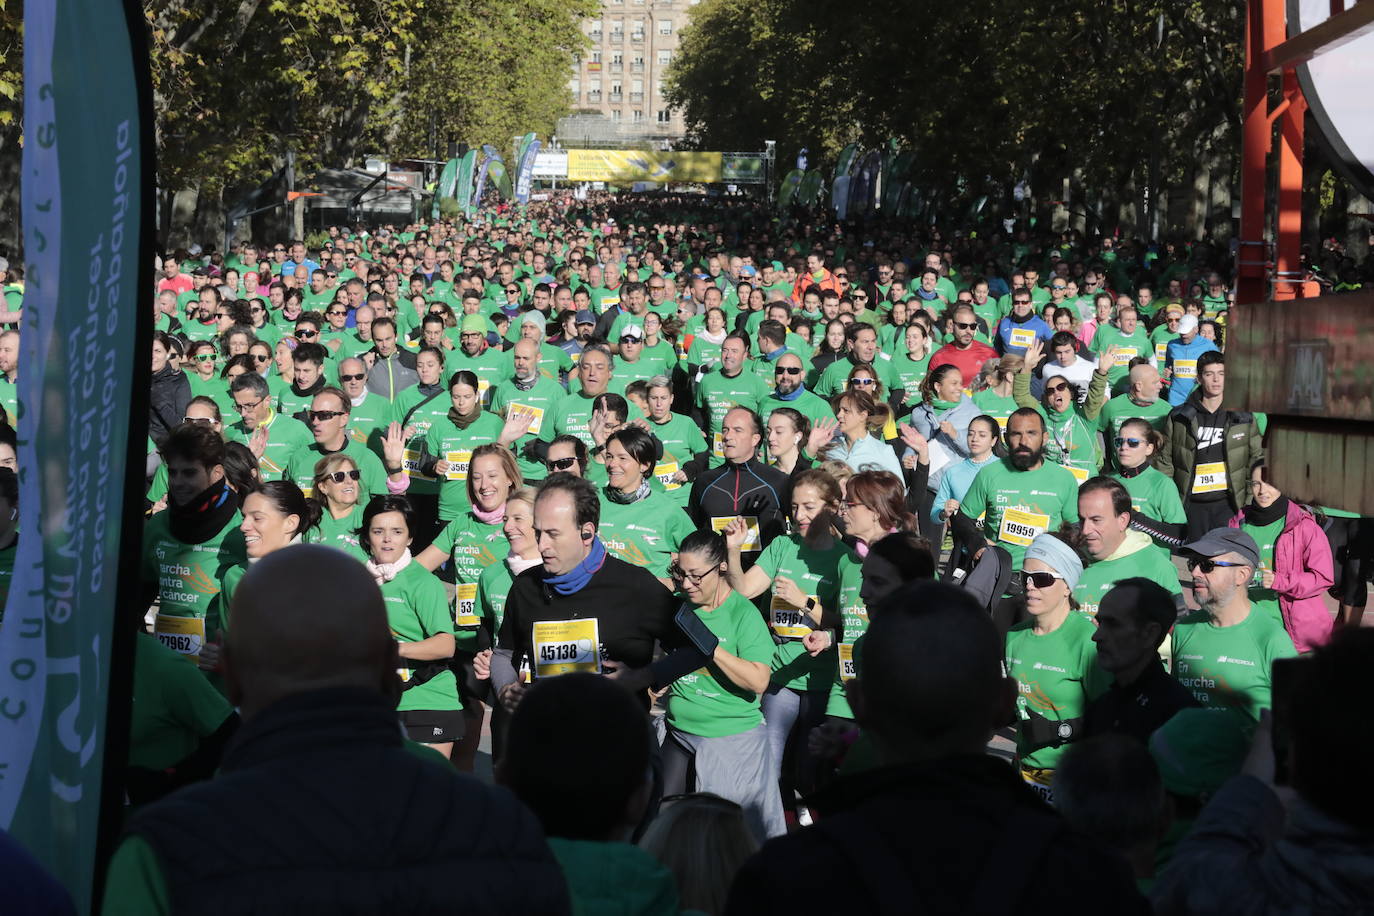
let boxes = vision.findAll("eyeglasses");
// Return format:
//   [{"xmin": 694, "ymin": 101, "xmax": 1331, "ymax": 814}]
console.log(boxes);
[
  {"xmin": 182, "ymin": 416, "xmax": 215, "ymax": 426},
  {"xmin": 1187, "ymin": 558, "xmax": 1248, "ymax": 574},
  {"xmin": 1113, "ymin": 436, "xmax": 1144, "ymax": 449},
  {"xmin": 1013, "ymin": 299, "xmax": 1032, "ymax": 306},
  {"xmin": 954, "ymin": 321, "xmax": 978, "ymax": 330},
  {"xmin": 193, "ymin": 353, "xmax": 216, "ymax": 362},
  {"xmin": 850, "ymin": 377, "xmax": 877, "ymax": 386},
  {"xmin": 273, "ymin": 247, "xmax": 285, "ymax": 253},
  {"xmin": 234, "ymin": 397, "xmax": 266, "ymax": 414},
  {"xmin": 252, "ymin": 353, "xmax": 271, "ymax": 363},
  {"xmin": 338, "ymin": 372, "xmax": 366, "ymax": 382},
  {"xmin": 306, "ymin": 409, "xmax": 346, "ymax": 422},
  {"xmin": 317, "ymin": 468, "xmax": 361, "ymax": 484},
  {"xmin": 546, "ymin": 456, "xmax": 578, "ymax": 471},
  {"xmin": 774, "ymin": 366, "xmax": 802, "ymax": 376},
  {"xmin": 1024, "ymin": 570, "xmax": 1066, "ymax": 590},
  {"xmin": 1044, "ymin": 382, "xmax": 1070, "ymax": 394},
  {"xmin": 669, "ymin": 563, "xmax": 713, "ymax": 584},
  {"xmin": 327, "ymin": 310, "xmax": 347, "ymax": 317},
  {"xmin": 297, "ymin": 328, "xmax": 318, "ymax": 338}
]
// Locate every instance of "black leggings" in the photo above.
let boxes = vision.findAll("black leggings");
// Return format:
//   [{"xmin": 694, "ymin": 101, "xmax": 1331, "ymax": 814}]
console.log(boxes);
[{"xmin": 1326, "ymin": 516, "xmax": 1374, "ymax": 607}]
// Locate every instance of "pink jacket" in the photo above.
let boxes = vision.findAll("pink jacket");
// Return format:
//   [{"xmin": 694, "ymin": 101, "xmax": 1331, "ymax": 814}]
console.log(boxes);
[{"xmin": 1228, "ymin": 502, "xmax": 1334, "ymax": 653}]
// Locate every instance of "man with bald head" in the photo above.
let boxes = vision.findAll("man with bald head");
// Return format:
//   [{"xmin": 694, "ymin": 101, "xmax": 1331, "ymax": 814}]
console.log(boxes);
[
  {"xmin": 104, "ymin": 545, "xmax": 571, "ymax": 915},
  {"xmin": 491, "ymin": 337, "xmax": 568, "ymax": 482},
  {"xmin": 1091, "ymin": 359, "xmax": 1171, "ymax": 441},
  {"xmin": 337, "ymin": 356, "xmax": 390, "ymax": 447},
  {"xmin": 726, "ymin": 581, "xmax": 1147, "ymax": 913}
]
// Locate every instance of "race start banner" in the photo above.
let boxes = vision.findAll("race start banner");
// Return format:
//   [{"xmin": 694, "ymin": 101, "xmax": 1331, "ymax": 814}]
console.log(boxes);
[
  {"xmin": 566, "ymin": 150, "xmax": 723, "ymax": 183},
  {"xmin": 0, "ymin": 0, "xmax": 153, "ymax": 909}
]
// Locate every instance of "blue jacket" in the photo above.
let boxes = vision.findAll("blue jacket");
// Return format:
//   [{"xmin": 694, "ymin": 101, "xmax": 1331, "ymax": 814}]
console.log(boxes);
[
  {"xmin": 907, "ymin": 395, "xmax": 981, "ymax": 491},
  {"xmin": 930, "ymin": 454, "xmax": 999, "ymax": 524},
  {"xmin": 1164, "ymin": 336, "xmax": 1220, "ymax": 406},
  {"xmin": 994, "ymin": 313, "xmax": 1053, "ymax": 356}
]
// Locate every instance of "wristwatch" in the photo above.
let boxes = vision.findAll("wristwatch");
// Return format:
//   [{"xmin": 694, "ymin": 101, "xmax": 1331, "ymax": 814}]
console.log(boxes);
[{"xmin": 805, "ymin": 596, "xmax": 818, "ymax": 613}]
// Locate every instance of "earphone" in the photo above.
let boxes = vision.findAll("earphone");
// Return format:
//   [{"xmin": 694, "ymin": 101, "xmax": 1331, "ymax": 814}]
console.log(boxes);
[{"xmin": 582, "ymin": 529, "xmax": 593, "ymax": 541}]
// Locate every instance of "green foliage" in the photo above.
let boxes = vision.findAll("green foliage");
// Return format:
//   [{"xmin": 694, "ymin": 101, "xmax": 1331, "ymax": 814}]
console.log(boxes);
[
  {"xmin": 304, "ymin": 228, "xmax": 331, "ymax": 249},
  {"xmin": 437, "ymin": 195, "xmax": 460, "ymax": 219},
  {"xmin": 0, "ymin": 0, "xmax": 21, "ymax": 130}
]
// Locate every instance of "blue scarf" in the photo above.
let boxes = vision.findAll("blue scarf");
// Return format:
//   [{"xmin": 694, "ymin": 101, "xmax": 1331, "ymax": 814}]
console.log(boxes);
[
  {"xmin": 775, "ymin": 383, "xmax": 805, "ymax": 401},
  {"xmin": 545, "ymin": 536, "xmax": 607, "ymax": 596},
  {"xmin": 763, "ymin": 346, "xmax": 787, "ymax": 362}
]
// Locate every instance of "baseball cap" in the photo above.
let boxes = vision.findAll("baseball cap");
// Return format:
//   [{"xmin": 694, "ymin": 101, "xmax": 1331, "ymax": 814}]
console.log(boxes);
[
  {"xmin": 460, "ymin": 314, "xmax": 487, "ymax": 335},
  {"xmin": 692, "ymin": 271, "xmax": 710, "ymax": 281},
  {"xmin": 1163, "ymin": 302, "xmax": 1185, "ymax": 317},
  {"xmin": 738, "ymin": 265, "xmax": 757, "ymax": 278},
  {"xmin": 574, "ymin": 309, "xmax": 596, "ymax": 326},
  {"xmin": 1149, "ymin": 707, "xmax": 1250, "ymax": 799},
  {"xmin": 1179, "ymin": 527, "xmax": 1259, "ymax": 567},
  {"xmin": 619, "ymin": 324, "xmax": 644, "ymax": 341},
  {"xmin": 1177, "ymin": 314, "xmax": 1199, "ymax": 335},
  {"xmin": 770, "ymin": 260, "xmax": 784, "ymax": 271}
]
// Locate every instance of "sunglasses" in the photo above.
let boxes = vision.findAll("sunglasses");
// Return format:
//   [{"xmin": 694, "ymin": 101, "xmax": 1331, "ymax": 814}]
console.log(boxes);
[
  {"xmin": 853, "ymin": 293, "xmax": 868, "ymax": 300},
  {"xmin": 252, "ymin": 353, "xmax": 271, "ymax": 363},
  {"xmin": 506, "ymin": 288, "xmax": 521, "ymax": 294},
  {"xmin": 317, "ymin": 468, "xmax": 361, "ymax": 484},
  {"xmin": 774, "ymin": 366, "xmax": 802, "ymax": 376},
  {"xmin": 273, "ymin": 247, "xmax": 285, "ymax": 253},
  {"xmin": 338, "ymin": 372, "xmax": 366, "ymax": 382},
  {"xmin": 328, "ymin": 310, "xmax": 347, "ymax": 317},
  {"xmin": 193, "ymin": 353, "xmax": 216, "ymax": 362},
  {"xmin": 1114, "ymin": 436, "xmax": 1144, "ymax": 449},
  {"xmin": 1013, "ymin": 299, "xmax": 1032, "ymax": 306},
  {"xmin": 306, "ymin": 409, "xmax": 346, "ymax": 422},
  {"xmin": 850, "ymin": 377, "xmax": 877, "ymax": 386},
  {"xmin": 619, "ymin": 335, "xmax": 641, "ymax": 344},
  {"xmin": 297, "ymin": 329, "xmax": 318, "ymax": 338},
  {"xmin": 954, "ymin": 321, "xmax": 978, "ymax": 330},
  {"xmin": 1187, "ymin": 558, "xmax": 1247, "ymax": 574},
  {"xmin": 1024, "ymin": 570, "xmax": 1066, "ymax": 590},
  {"xmin": 1045, "ymin": 382, "xmax": 1070, "ymax": 394},
  {"xmin": 182, "ymin": 416, "xmax": 215, "ymax": 426},
  {"xmin": 546, "ymin": 456, "xmax": 578, "ymax": 471},
  {"xmin": 250, "ymin": 305, "xmax": 265, "ymax": 313}
]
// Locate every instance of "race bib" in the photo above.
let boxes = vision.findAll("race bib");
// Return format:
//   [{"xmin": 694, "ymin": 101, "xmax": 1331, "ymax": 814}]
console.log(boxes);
[
  {"xmin": 507, "ymin": 402, "xmax": 545, "ymax": 436},
  {"xmin": 1021, "ymin": 767, "xmax": 1055, "ymax": 803},
  {"xmin": 769, "ymin": 593, "xmax": 816, "ymax": 640},
  {"xmin": 1065, "ymin": 463, "xmax": 1090, "ymax": 485},
  {"xmin": 1113, "ymin": 346, "xmax": 1138, "ymax": 366},
  {"xmin": 711, "ymin": 515, "xmax": 761, "ymax": 551},
  {"xmin": 445, "ymin": 449, "xmax": 473, "ymax": 481},
  {"xmin": 455, "ymin": 582, "xmax": 480, "ymax": 627},
  {"xmin": 654, "ymin": 460, "xmax": 681, "ymax": 490},
  {"xmin": 711, "ymin": 431, "xmax": 724, "ymax": 458},
  {"xmin": 1008, "ymin": 327, "xmax": 1036, "ymax": 350},
  {"xmin": 838, "ymin": 643, "xmax": 857, "ymax": 683},
  {"xmin": 1155, "ymin": 341, "xmax": 1168, "ymax": 363},
  {"xmin": 998, "ymin": 506, "xmax": 1050, "ymax": 547},
  {"xmin": 1192, "ymin": 461, "xmax": 1227, "ymax": 495},
  {"xmin": 532, "ymin": 618, "xmax": 601, "ymax": 678},
  {"xmin": 154, "ymin": 614, "xmax": 206, "ymax": 659},
  {"xmin": 1173, "ymin": 358, "xmax": 1198, "ymax": 380},
  {"xmin": 402, "ymin": 447, "xmax": 434, "ymax": 481},
  {"xmin": 991, "ymin": 414, "xmax": 1010, "ymax": 430}
]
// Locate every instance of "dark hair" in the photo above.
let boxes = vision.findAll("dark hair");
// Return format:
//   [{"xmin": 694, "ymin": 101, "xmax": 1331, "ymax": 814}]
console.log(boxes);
[
  {"xmin": 920, "ymin": 363, "xmax": 961, "ymax": 406},
  {"xmin": 250, "ymin": 479, "xmax": 322, "ymax": 537},
  {"xmin": 222, "ymin": 353, "xmax": 257, "ymax": 379},
  {"xmin": 968, "ymin": 414, "xmax": 1007, "ymax": 457},
  {"xmin": 221, "ymin": 441, "xmax": 261, "ymax": 505},
  {"xmin": 847, "ymin": 470, "xmax": 916, "ymax": 533},
  {"xmin": 1116, "ymin": 417, "xmax": 1165, "ymax": 456},
  {"xmin": 1050, "ymin": 330, "xmax": 1079, "ymax": 352},
  {"xmin": 757, "ymin": 319, "xmax": 788, "ymax": 349},
  {"xmin": 0, "ymin": 467, "xmax": 17, "ymax": 513},
  {"xmin": 159, "ymin": 422, "xmax": 225, "ymax": 471},
  {"xmin": 605, "ymin": 425, "xmax": 657, "ymax": 473},
  {"xmin": 1055, "ymin": 734, "xmax": 1167, "ymax": 854},
  {"xmin": 594, "ymin": 392, "xmax": 629, "ymax": 425},
  {"xmin": 359, "ymin": 495, "xmax": 415, "ymax": 555},
  {"xmin": 830, "ymin": 386, "xmax": 890, "ymax": 435},
  {"xmin": 536, "ymin": 472, "xmax": 600, "ymax": 531},
  {"xmin": 845, "ymin": 321, "xmax": 876, "ymax": 344},
  {"xmin": 546, "ymin": 434, "xmax": 589, "ymax": 474},
  {"xmin": 1007, "ymin": 405, "xmax": 1047, "ymax": 434},
  {"xmin": 1078, "ymin": 476, "xmax": 1133, "ymax": 517},
  {"xmin": 1101, "ymin": 578, "xmax": 1178, "ymax": 649},
  {"xmin": 184, "ymin": 396, "xmax": 223, "ymax": 425},
  {"xmin": 1198, "ymin": 350, "xmax": 1225, "ymax": 372},
  {"xmin": 866, "ymin": 530, "xmax": 936, "ymax": 581},
  {"xmin": 447, "ymin": 369, "xmax": 480, "ymax": 393},
  {"xmin": 501, "ymin": 673, "xmax": 650, "ymax": 841},
  {"xmin": 723, "ymin": 330, "xmax": 751, "ymax": 353},
  {"xmin": 292, "ymin": 342, "xmax": 327, "ymax": 367},
  {"xmin": 767, "ymin": 406, "xmax": 810, "ymax": 442},
  {"xmin": 817, "ymin": 318, "xmax": 848, "ymax": 356},
  {"xmin": 678, "ymin": 529, "xmax": 728, "ymax": 568}
]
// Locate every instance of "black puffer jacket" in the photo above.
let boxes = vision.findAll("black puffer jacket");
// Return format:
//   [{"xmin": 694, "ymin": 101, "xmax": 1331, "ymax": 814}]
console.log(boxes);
[{"xmin": 149, "ymin": 363, "xmax": 192, "ymax": 445}]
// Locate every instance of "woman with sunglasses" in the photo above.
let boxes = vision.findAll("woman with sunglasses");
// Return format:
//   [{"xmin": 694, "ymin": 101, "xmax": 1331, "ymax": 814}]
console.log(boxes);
[
  {"xmin": 644, "ymin": 376, "xmax": 708, "ymax": 509},
  {"xmin": 362, "ymin": 494, "xmax": 462, "ymax": 760},
  {"xmin": 664, "ymin": 529, "xmax": 786, "ymax": 841},
  {"xmin": 245, "ymin": 298, "xmax": 281, "ymax": 349},
  {"xmin": 1108, "ymin": 418, "xmax": 1186, "ymax": 546},
  {"xmin": 1012, "ymin": 338, "xmax": 1108, "ymax": 485},
  {"xmin": 304, "ymin": 454, "xmax": 368, "ymax": 562},
  {"xmin": 186, "ymin": 340, "xmax": 233, "ymax": 415},
  {"xmin": 597, "ymin": 426, "xmax": 694, "ymax": 586},
  {"xmin": 723, "ymin": 468, "xmax": 853, "ymax": 820},
  {"xmin": 1005, "ymin": 532, "xmax": 1103, "ymax": 802},
  {"xmin": 543, "ymin": 434, "xmax": 589, "ymax": 477},
  {"xmin": 1229, "ymin": 460, "xmax": 1333, "ymax": 653}
]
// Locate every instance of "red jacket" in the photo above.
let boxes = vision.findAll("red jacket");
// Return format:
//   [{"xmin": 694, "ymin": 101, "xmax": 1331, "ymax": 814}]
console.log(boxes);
[
  {"xmin": 929, "ymin": 341, "xmax": 998, "ymax": 387},
  {"xmin": 1228, "ymin": 501, "xmax": 1334, "ymax": 653},
  {"xmin": 791, "ymin": 269, "xmax": 842, "ymax": 304}
]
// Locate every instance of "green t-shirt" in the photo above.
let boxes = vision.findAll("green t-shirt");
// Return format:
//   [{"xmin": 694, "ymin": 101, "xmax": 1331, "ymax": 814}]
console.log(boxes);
[
  {"xmin": 890, "ymin": 350, "xmax": 934, "ymax": 403},
  {"xmin": 432, "ymin": 513, "xmax": 510, "ymax": 652},
  {"xmin": 186, "ymin": 373, "xmax": 236, "ymax": 419},
  {"xmin": 478, "ymin": 556, "xmax": 520, "ymax": 637},
  {"xmin": 958, "ymin": 459, "xmax": 1081, "ymax": 565},
  {"xmin": 345, "ymin": 392, "xmax": 393, "ymax": 449},
  {"xmin": 1112, "ymin": 467, "xmax": 1187, "ymax": 527},
  {"xmin": 1150, "ymin": 325, "xmax": 1180, "ymax": 364},
  {"xmin": 597, "ymin": 487, "xmax": 695, "ymax": 579},
  {"xmin": 303, "ymin": 504, "xmax": 369, "ymax": 563},
  {"xmin": 814, "ymin": 353, "xmax": 897, "ymax": 399},
  {"xmin": 687, "ymin": 335, "xmax": 725, "ymax": 372},
  {"xmin": 0, "ymin": 376, "xmax": 17, "ymax": 426},
  {"xmin": 1043, "ymin": 406, "xmax": 1102, "ymax": 481},
  {"xmin": 696, "ymin": 368, "xmax": 771, "ymax": 465},
  {"xmin": 667, "ymin": 590, "xmax": 776, "ymax": 738},
  {"xmin": 646, "ymin": 412, "xmax": 709, "ymax": 509},
  {"xmin": 1089, "ymin": 324, "xmax": 1154, "ymax": 386},
  {"xmin": 1097, "ymin": 393, "xmax": 1171, "ymax": 440},
  {"xmin": 421, "ymin": 411, "xmax": 507, "ymax": 519},
  {"xmin": 972, "ymin": 388, "xmax": 1018, "ymax": 432},
  {"xmin": 490, "ymin": 376, "xmax": 567, "ymax": 484},
  {"xmin": 825, "ymin": 552, "xmax": 867, "ymax": 719},
  {"xmin": 451, "ymin": 346, "xmax": 511, "ymax": 406},
  {"xmin": 383, "ymin": 562, "xmax": 462, "ymax": 713},
  {"xmin": 128, "ymin": 632, "xmax": 235, "ymax": 771},
  {"xmin": 1005, "ymin": 611, "xmax": 1108, "ymax": 770},
  {"xmin": 1242, "ymin": 516, "xmax": 1286, "ymax": 622},
  {"xmin": 1072, "ymin": 532, "xmax": 1184, "ymax": 617},
  {"xmin": 754, "ymin": 533, "xmax": 853, "ymax": 692},
  {"xmin": 141, "ymin": 510, "xmax": 247, "ymax": 644},
  {"xmin": 225, "ymin": 410, "xmax": 314, "ymax": 481},
  {"xmin": 761, "ymin": 388, "xmax": 834, "ymax": 431},
  {"xmin": 282, "ymin": 437, "xmax": 388, "ymax": 503},
  {"xmin": 390, "ymin": 384, "xmax": 457, "ymax": 498},
  {"xmin": 551, "ymin": 389, "xmax": 645, "ymax": 450},
  {"xmin": 1171, "ymin": 607, "xmax": 1297, "ymax": 722}
]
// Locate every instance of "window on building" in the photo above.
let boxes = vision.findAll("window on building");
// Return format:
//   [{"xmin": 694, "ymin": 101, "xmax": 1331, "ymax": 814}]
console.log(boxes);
[
  {"xmin": 656, "ymin": 109, "xmax": 672, "ymax": 123},
  {"xmin": 569, "ymin": 78, "xmax": 581, "ymax": 95},
  {"xmin": 612, "ymin": 109, "xmax": 622, "ymax": 120},
  {"xmin": 658, "ymin": 18, "xmax": 672, "ymax": 34},
  {"xmin": 633, "ymin": 109, "xmax": 644, "ymax": 121},
  {"xmin": 657, "ymin": 49, "xmax": 672, "ymax": 66},
  {"xmin": 591, "ymin": 50, "xmax": 602, "ymax": 63}
]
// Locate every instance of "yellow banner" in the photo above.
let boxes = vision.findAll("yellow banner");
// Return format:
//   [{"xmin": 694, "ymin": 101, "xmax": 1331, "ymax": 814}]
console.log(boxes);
[{"xmin": 566, "ymin": 149, "xmax": 723, "ymax": 183}]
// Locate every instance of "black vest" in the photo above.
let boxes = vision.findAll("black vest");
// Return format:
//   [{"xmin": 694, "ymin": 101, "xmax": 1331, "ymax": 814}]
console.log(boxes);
[{"xmin": 125, "ymin": 687, "xmax": 570, "ymax": 915}]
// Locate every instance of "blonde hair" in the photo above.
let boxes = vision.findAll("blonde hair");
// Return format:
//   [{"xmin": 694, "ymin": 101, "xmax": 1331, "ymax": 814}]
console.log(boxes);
[
  {"xmin": 506, "ymin": 485, "xmax": 537, "ymax": 513},
  {"xmin": 639, "ymin": 795, "xmax": 759, "ymax": 916},
  {"xmin": 465, "ymin": 443, "xmax": 523, "ymax": 505},
  {"xmin": 820, "ymin": 459, "xmax": 854, "ymax": 492}
]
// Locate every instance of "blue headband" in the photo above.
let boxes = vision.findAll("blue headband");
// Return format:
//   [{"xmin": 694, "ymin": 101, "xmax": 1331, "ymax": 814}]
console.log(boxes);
[{"xmin": 1024, "ymin": 533, "xmax": 1084, "ymax": 592}]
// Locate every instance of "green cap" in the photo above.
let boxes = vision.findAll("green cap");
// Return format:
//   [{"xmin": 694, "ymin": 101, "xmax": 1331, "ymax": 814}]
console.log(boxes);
[
  {"xmin": 1148, "ymin": 706, "xmax": 1250, "ymax": 798},
  {"xmin": 770, "ymin": 260, "xmax": 784, "ymax": 272},
  {"xmin": 460, "ymin": 314, "xmax": 487, "ymax": 335}
]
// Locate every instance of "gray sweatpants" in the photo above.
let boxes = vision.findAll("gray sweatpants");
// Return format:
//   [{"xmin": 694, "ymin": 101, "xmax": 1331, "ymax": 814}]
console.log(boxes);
[{"xmin": 662, "ymin": 723, "xmax": 786, "ymax": 842}]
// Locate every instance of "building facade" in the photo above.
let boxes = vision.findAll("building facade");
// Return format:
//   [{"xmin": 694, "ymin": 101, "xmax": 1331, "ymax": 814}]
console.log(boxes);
[{"xmin": 564, "ymin": 0, "xmax": 698, "ymax": 147}]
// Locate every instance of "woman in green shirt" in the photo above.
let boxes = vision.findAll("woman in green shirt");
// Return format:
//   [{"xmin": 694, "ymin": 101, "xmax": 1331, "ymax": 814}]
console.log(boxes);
[
  {"xmin": 686, "ymin": 307, "xmax": 728, "ymax": 377},
  {"xmin": 302, "ymin": 453, "xmax": 368, "ymax": 562},
  {"xmin": 664, "ymin": 529, "xmax": 785, "ymax": 841},
  {"xmin": 362, "ymin": 494, "xmax": 462, "ymax": 760},
  {"xmin": 890, "ymin": 322, "xmax": 935, "ymax": 409},
  {"xmin": 598, "ymin": 426, "xmax": 695, "ymax": 585},
  {"xmin": 644, "ymin": 376, "xmax": 709, "ymax": 508},
  {"xmin": 418, "ymin": 369, "xmax": 528, "ymax": 525},
  {"xmin": 1109, "ymin": 418, "xmax": 1186, "ymax": 543}
]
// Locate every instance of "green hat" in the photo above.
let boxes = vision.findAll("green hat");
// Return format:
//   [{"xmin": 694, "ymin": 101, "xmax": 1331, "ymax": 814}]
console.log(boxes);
[
  {"xmin": 770, "ymin": 260, "xmax": 784, "ymax": 272},
  {"xmin": 1148, "ymin": 707, "xmax": 1251, "ymax": 798},
  {"xmin": 460, "ymin": 314, "xmax": 487, "ymax": 336}
]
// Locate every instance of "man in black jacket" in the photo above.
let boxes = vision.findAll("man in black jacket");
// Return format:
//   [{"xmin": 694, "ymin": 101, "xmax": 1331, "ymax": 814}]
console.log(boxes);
[
  {"xmin": 725, "ymin": 581, "xmax": 1149, "ymax": 915},
  {"xmin": 687, "ymin": 407, "xmax": 789, "ymax": 569},
  {"xmin": 105, "ymin": 545, "xmax": 570, "ymax": 915}
]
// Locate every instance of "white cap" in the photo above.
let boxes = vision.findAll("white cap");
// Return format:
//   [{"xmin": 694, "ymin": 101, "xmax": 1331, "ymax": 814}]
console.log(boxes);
[
  {"xmin": 619, "ymin": 324, "xmax": 644, "ymax": 340},
  {"xmin": 188, "ymin": 243, "xmax": 203, "ymax": 257},
  {"xmin": 1177, "ymin": 314, "xmax": 1199, "ymax": 335}
]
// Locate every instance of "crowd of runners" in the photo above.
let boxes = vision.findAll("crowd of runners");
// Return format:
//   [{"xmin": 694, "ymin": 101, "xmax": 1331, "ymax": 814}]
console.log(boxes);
[{"xmin": 7, "ymin": 193, "xmax": 1372, "ymax": 912}]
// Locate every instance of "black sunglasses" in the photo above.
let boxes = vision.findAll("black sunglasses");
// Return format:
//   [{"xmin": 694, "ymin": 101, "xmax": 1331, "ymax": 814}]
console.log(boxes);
[
  {"xmin": 1045, "ymin": 382, "xmax": 1070, "ymax": 394},
  {"xmin": 546, "ymin": 456, "xmax": 578, "ymax": 471},
  {"xmin": 1113, "ymin": 436, "xmax": 1143, "ymax": 449},
  {"xmin": 774, "ymin": 366, "xmax": 802, "ymax": 376},
  {"xmin": 306, "ymin": 409, "xmax": 346, "ymax": 422},
  {"xmin": 954, "ymin": 321, "xmax": 978, "ymax": 330},
  {"xmin": 317, "ymin": 468, "xmax": 361, "ymax": 484},
  {"xmin": 297, "ymin": 329, "xmax": 318, "ymax": 338},
  {"xmin": 619, "ymin": 335, "xmax": 642, "ymax": 344},
  {"xmin": 1024, "ymin": 571, "xmax": 1065, "ymax": 590},
  {"xmin": 338, "ymin": 372, "xmax": 366, "ymax": 382},
  {"xmin": 1187, "ymin": 558, "xmax": 1247, "ymax": 574}
]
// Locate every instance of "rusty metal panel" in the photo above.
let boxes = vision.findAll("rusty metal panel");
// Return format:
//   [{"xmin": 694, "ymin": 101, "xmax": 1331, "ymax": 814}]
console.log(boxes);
[{"xmin": 1264, "ymin": 420, "xmax": 1374, "ymax": 514}]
